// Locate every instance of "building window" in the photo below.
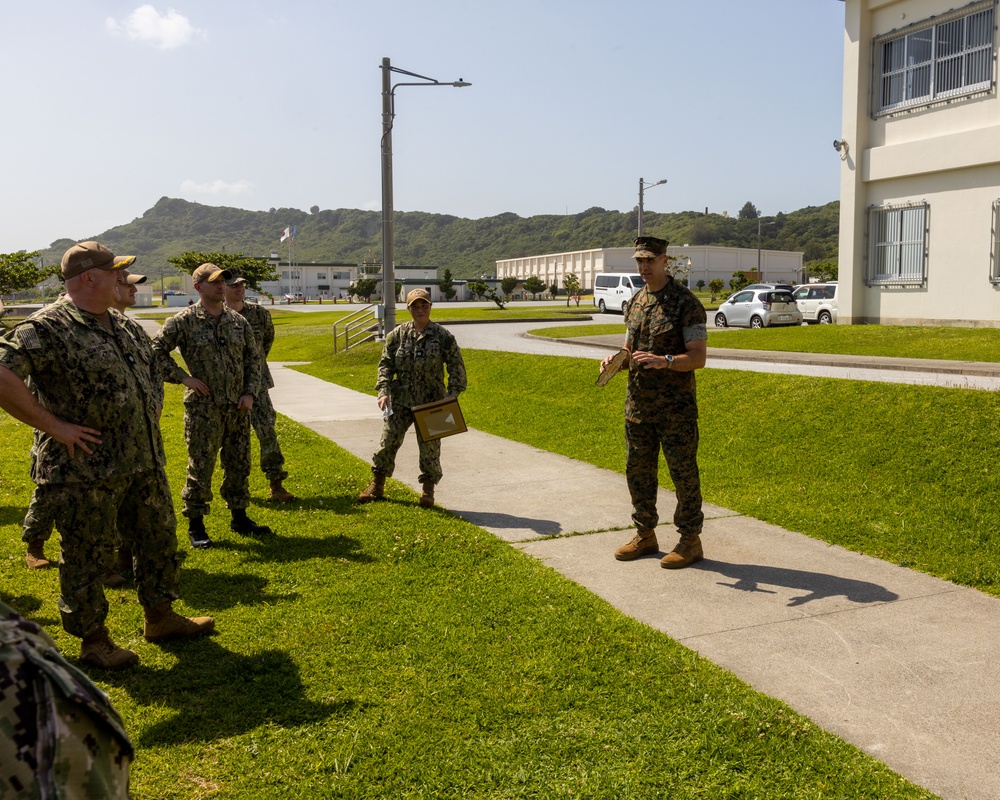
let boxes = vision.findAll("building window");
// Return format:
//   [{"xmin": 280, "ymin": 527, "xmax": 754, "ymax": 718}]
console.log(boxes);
[
  {"xmin": 317, "ymin": 272, "xmax": 327, "ymax": 280},
  {"xmin": 991, "ymin": 200, "xmax": 1000, "ymax": 283},
  {"xmin": 873, "ymin": 0, "xmax": 994, "ymax": 116},
  {"xmin": 866, "ymin": 202, "xmax": 929, "ymax": 287}
]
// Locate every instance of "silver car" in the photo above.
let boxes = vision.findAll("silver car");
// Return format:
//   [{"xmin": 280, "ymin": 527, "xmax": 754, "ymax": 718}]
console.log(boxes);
[{"xmin": 714, "ymin": 289, "xmax": 802, "ymax": 329}]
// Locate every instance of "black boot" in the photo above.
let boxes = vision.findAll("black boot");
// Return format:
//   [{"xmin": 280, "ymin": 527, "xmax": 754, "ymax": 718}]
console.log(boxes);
[
  {"xmin": 188, "ymin": 516, "xmax": 212, "ymax": 549},
  {"xmin": 230, "ymin": 509, "xmax": 272, "ymax": 536}
]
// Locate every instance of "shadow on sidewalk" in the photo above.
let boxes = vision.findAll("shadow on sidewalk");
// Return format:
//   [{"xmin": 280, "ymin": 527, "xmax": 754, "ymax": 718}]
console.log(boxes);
[{"xmin": 694, "ymin": 560, "xmax": 899, "ymax": 607}]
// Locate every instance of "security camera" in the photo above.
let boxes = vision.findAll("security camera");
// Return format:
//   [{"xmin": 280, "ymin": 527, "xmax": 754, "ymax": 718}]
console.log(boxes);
[{"xmin": 833, "ymin": 139, "xmax": 848, "ymax": 153}]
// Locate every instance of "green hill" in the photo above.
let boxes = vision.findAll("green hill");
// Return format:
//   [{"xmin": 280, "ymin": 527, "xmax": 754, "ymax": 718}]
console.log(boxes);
[{"xmin": 35, "ymin": 197, "xmax": 839, "ymax": 282}]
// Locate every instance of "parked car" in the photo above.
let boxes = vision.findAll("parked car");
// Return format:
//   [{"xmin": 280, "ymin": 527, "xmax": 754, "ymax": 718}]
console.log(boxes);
[
  {"xmin": 593, "ymin": 273, "xmax": 644, "ymax": 313},
  {"xmin": 792, "ymin": 282, "xmax": 838, "ymax": 324},
  {"xmin": 744, "ymin": 283, "xmax": 795, "ymax": 293},
  {"xmin": 714, "ymin": 289, "xmax": 802, "ymax": 329}
]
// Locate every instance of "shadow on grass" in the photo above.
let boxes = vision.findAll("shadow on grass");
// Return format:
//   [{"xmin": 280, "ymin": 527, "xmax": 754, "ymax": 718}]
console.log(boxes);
[
  {"xmin": 0, "ymin": 504, "xmax": 29, "ymax": 527},
  {"xmin": 95, "ymin": 638, "xmax": 352, "ymax": 746},
  {"xmin": 695, "ymin": 560, "xmax": 899, "ymax": 607},
  {"xmin": 254, "ymin": 494, "xmax": 374, "ymax": 516},
  {"xmin": 176, "ymin": 566, "xmax": 301, "ymax": 610},
  {"xmin": 0, "ymin": 592, "xmax": 45, "ymax": 616},
  {"xmin": 209, "ymin": 531, "xmax": 374, "ymax": 566}
]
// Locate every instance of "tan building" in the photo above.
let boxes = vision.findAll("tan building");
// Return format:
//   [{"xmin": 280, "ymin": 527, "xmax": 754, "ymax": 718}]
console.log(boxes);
[
  {"xmin": 496, "ymin": 245, "xmax": 804, "ymax": 291},
  {"xmin": 838, "ymin": 0, "xmax": 1000, "ymax": 325}
]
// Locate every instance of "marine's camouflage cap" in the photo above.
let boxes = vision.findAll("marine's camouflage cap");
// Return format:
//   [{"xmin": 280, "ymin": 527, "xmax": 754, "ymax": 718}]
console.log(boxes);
[
  {"xmin": 406, "ymin": 288, "xmax": 432, "ymax": 307},
  {"xmin": 633, "ymin": 236, "xmax": 669, "ymax": 259},
  {"xmin": 191, "ymin": 263, "xmax": 231, "ymax": 284},
  {"xmin": 224, "ymin": 269, "xmax": 247, "ymax": 286},
  {"xmin": 61, "ymin": 241, "xmax": 136, "ymax": 279}
]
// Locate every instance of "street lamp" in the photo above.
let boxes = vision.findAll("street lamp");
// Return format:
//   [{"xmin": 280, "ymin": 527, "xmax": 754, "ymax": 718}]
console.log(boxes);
[
  {"xmin": 381, "ymin": 57, "xmax": 470, "ymax": 333},
  {"xmin": 757, "ymin": 217, "xmax": 775, "ymax": 281},
  {"xmin": 637, "ymin": 178, "xmax": 667, "ymax": 237}
]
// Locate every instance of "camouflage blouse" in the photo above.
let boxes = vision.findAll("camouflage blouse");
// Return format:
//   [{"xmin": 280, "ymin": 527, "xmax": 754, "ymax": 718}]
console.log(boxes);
[
  {"xmin": 0, "ymin": 297, "xmax": 166, "ymax": 484},
  {"xmin": 376, "ymin": 320, "xmax": 467, "ymax": 409},
  {"xmin": 233, "ymin": 301, "xmax": 275, "ymax": 390},
  {"xmin": 623, "ymin": 278, "xmax": 707, "ymax": 424},
  {"xmin": 151, "ymin": 302, "xmax": 261, "ymax": 406}
]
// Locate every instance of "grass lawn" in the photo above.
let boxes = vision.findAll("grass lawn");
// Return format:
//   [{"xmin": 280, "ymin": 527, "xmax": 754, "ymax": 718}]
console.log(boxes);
[
  {"xmin": 531, "ymin": 320, "xmax": 1000, "ymax": 362},
  {"xmin": 0, "ymin": 371, "xmax": 939, "ymax": 796}
]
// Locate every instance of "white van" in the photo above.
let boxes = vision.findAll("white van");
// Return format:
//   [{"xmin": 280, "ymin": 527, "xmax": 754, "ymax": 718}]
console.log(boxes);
[
  {"xmin": 792, "ymin": 282, "xmax": 838, "ymax": 324},
  {"xmin": 593, "ymin": 273, "xmax": 644, "ymax": 313}
]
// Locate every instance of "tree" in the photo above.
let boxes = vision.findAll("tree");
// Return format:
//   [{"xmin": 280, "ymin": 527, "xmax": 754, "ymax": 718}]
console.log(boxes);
[
  {"xmin": 808, "ymin": 260, "xmax": 839, "ymax": 282},
  {"xmin": 523, "ymin": 276, "xmax": 545, "ymax": 299},
  {"xmin": 563, "ymin": 273, "xmax": 580, "ymax": 306},
  {"xmin": 354, "ymin": 277, "xmax": 378, "ymax": 302},
  {"xmin": 0, "ymin": 251, "xmax": 56, "ymax": 298},
  {"xmin": 738, "ymin": 201, "xmax": 760, "ymax": 220},
  {"xmin": 439, "ymin": 268, "xmax": 457, "ymax": 301},
  {"xmin": 168, "ymin": 251, "xmax": 276, "ymax": 291},
  {"xmin": 729, "ymin": 271, "xmax": 750, "ymax": 292},
  {"xmin": 548, "ymin": 281, "xmax": 559, "ymax": 299},
  {"xmin": 708, "ymin": 279, "xmax": 725, "ymax": 302},
  {"xmin": 310, "ymin": 205, "xmax": 320, "ymax": 214},
  {"xmin": 467, "ymin": 280, "xmax": 488, "ymax": 300},
  {"xmin": 668, "ymin": 255, "xmax": 692, "ymax": 286},
  {"xmin": 500, "ymin": 276, "xmax": 518, "ymax": 299},
  {"xmin": 696, "ymin": 279, "xmax": 705, "ymax": 291}
]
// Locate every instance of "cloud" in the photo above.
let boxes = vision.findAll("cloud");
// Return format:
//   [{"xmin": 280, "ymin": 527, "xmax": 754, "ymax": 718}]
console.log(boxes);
[
  {"xmin": 106, "ymin": 5, "xmax": 205, "ymax": 50},
  {"xmin": 180, "ymin": 179, "xmax": 254, "ymax": 196}
]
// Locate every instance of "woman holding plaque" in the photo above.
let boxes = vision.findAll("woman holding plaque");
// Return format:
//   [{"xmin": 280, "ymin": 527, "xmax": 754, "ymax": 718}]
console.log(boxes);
[{"xmin": 357, "ymin": 289, "xmax": 467, "ymax": 508}]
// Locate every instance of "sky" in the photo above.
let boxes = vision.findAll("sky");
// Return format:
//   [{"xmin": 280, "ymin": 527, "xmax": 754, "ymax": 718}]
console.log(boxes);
[{"xmin": 0, "ymin": 1, "xmax": 847, "ymax": 254}]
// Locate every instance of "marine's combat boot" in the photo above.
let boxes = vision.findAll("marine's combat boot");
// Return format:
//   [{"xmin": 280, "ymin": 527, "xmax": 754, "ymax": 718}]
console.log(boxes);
[
  {"xmin": 269, "ymin": 480, "xmax": 296, "ymax": 503},
  {"xmin": 357, "ymin": 473, "xmax": 386, "ymax": 504},
  {"xmin": 614, "ymin": 528, "xmax": 659, "ymax": 561},
  {"xmin": 230, "ymin": 508, "xmax": 272, "ymax": 536},
  {"xmin": 660, "ymin": 535, "xmax": 704, "ymax": 570},
  {"xmin": 25, "ymin": 540, "xmax": 51, "ymax": 570},
  {"xmin": 188, "ymin": 516, "xmax": 212, "ymax": 549},
  {"xmin": 419, "ymin": 481, "xmax": 435, "ymax": 508},
  {"xmin": 79, "ymin": 628, "xmax": 139, "ymax": 670},
  {"xmin": 143, "ymin": 601, "xmax": 215, "ymax": 643}
]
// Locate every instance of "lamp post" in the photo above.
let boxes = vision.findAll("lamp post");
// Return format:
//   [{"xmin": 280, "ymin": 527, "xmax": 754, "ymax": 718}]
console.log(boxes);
[
  {"xmin": 756, "ymin": 217, "xmax": 775, "ymax": 282},
  {"xmin": 637, "ymin": 178, "xmax": 667, "ymax": 237},
  {"xmin": 381, "ymin": 57, "xmax": 470, "ymax": 333}
]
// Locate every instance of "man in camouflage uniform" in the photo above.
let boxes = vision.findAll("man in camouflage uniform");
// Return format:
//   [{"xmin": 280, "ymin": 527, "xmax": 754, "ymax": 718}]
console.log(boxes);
[
  {"xmin": 223, "ymin": 270, "xmax": 295, "ymax": 503},
  {"xmin": 601, "ymin": 236, "xmax": 708, "ymax": 569},
  {"xmin": 151, "ymin": 262, "xmax": 268, "ymax": 549},
  {"xmin": 358, "ymin": 288, "xmax": 467, "ymax": 508},
  {"xmin": 0, "ymin": 241, "xmax": 214, "ymax": 670},
  {"xmin": 0, "ymin": 601, "xmax": 133, "ymax": 797}
]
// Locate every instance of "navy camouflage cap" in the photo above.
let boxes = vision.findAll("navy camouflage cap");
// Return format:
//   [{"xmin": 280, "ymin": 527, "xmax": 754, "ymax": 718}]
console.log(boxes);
[
  {"xmin": 61, "ymin": 241, "xmax": 136, "ymax": 279},
  {"xmin": 191, "ymin": 263, "xmax": 230, "ymax": 284},
  {"xmin": 633, "ymin": 236, "xmax": 669, "ymax": 259}
]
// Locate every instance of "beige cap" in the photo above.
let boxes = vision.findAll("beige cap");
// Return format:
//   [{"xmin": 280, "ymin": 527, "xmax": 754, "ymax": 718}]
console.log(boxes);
[
  {"xmin": 406, "ymin": 288, "xmax": 432, "ymax": 306},
  {"xmin": 192, "ymin": 263, "xmax": 230, "ymax": 284},
  {"xmin": 61, "ymin": 241, "xmax": 136, "ymax": 279}
]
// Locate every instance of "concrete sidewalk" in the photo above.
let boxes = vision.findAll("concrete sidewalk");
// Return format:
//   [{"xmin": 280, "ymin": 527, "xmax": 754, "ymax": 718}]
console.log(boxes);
[{"xmin": 269, "ymin": 361, "xmax": 1000, "ymax": 800}]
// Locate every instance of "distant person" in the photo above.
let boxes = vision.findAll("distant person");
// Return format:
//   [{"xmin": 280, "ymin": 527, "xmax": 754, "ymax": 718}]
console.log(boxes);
[
  {"xmin": 600, "ymin": 236, "xmax": 708, "ymax": 569},
  {"xmin": 151, "ymin": 263, "xmax": 269, "ymax": 549},
  {"xmin": 358, "ymin": 289, "xmax": 467, "ymax": 508},
  {"xmin": 0, "ymin": 241, "xmax": 214, "ymax": 669},
  {"xmin": 223, "ymin": 270, "xmax": 295, "ymax": 503},
  {"xmin": 0, "ymin": 601, "xmax": 134, "ymax": 796}
]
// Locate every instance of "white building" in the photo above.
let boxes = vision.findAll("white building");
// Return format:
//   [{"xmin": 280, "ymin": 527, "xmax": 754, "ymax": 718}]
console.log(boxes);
[
  {"xmin": 496, "ymin": 245, "xmax": 804, "ymax": 291},
  {"xmin": 258, "ymin": 261, "xmax": 476, "ymax": 302},
  {"xmin": 838, "ymin": 0, "xmax": 1000, "ymax": 326}
]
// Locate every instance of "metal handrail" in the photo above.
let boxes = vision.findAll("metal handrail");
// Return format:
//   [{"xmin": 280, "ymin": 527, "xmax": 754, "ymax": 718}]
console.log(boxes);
[{"xmin": 333, "ymin": 303, "xmax": 380, "ymax": 353}]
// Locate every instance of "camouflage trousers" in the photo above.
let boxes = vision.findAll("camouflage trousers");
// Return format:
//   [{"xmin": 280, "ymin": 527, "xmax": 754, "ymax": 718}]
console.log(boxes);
[
  {"xmin": 0, "ymin": 602, "xmax": 133, "ymax": 798},
  {"xmin": 50, "ymin": 467, "xmax": 180, "ymax": 638},
  {"xmin": 23, "ymin": 483, "xmax": 123, "ymax": 553},
  {"xmin": 625, "ymin": 418, "xmax": 704, "ymax": 537},
  {"xmin": 22, "ymin": 483, "xmax": 57, "ymax": 544},
  {"xmin": 251, "ymin": 388, "xmax": 288, "ymax": 482},
  {"xmin": 371, "ymin": 405, "xmax": 442, "ymax": 485},
  {"xmin": 182, "ymin": 402, "xmax": 251, "ymax": 518}
]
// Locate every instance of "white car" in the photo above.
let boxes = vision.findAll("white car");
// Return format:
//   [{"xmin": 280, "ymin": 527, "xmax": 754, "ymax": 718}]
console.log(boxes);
[
  {"xmin": 714, "ymin": 289, "xmax": 802, "ymax": 329},
  {"xmin": 793, "ymin": 283, "xmax": 838, "ymax": 324}
]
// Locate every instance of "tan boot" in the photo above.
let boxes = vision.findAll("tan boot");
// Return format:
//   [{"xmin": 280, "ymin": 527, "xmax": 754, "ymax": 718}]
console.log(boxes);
[
  {"xmin": 660, "ymin": 535, "xmax": 704, "ymax": 570},
  {"xmin": 614, "ymin": 528, "xmax": 659, "ymax": 561},
  {"xmin": 80, "ymin": 628, "xmax": 139, "ymax": 670},
  {"xmin": 357, "ymin": 473, "xmax": 386, "ymax": 503},
  {"xmin": 144, "ymin": 601, "xmax": 215, "ymax": 643},
  {"xmin": 25, "ymin": 540, "xmax": 51, "ymax": 570},
  {"xmin": 419, "ymin": 481, "xmax": 435, "ymax": 508},
  {"xmin": 269, "ymin": 480, "xmax": 296, "ymax": 503}
]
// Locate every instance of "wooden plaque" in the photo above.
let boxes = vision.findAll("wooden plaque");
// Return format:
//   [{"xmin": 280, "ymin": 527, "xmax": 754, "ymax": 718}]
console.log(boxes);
[{"xmin": 411, "ymin": 397, "xmax": 468, "ymax": 442}]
